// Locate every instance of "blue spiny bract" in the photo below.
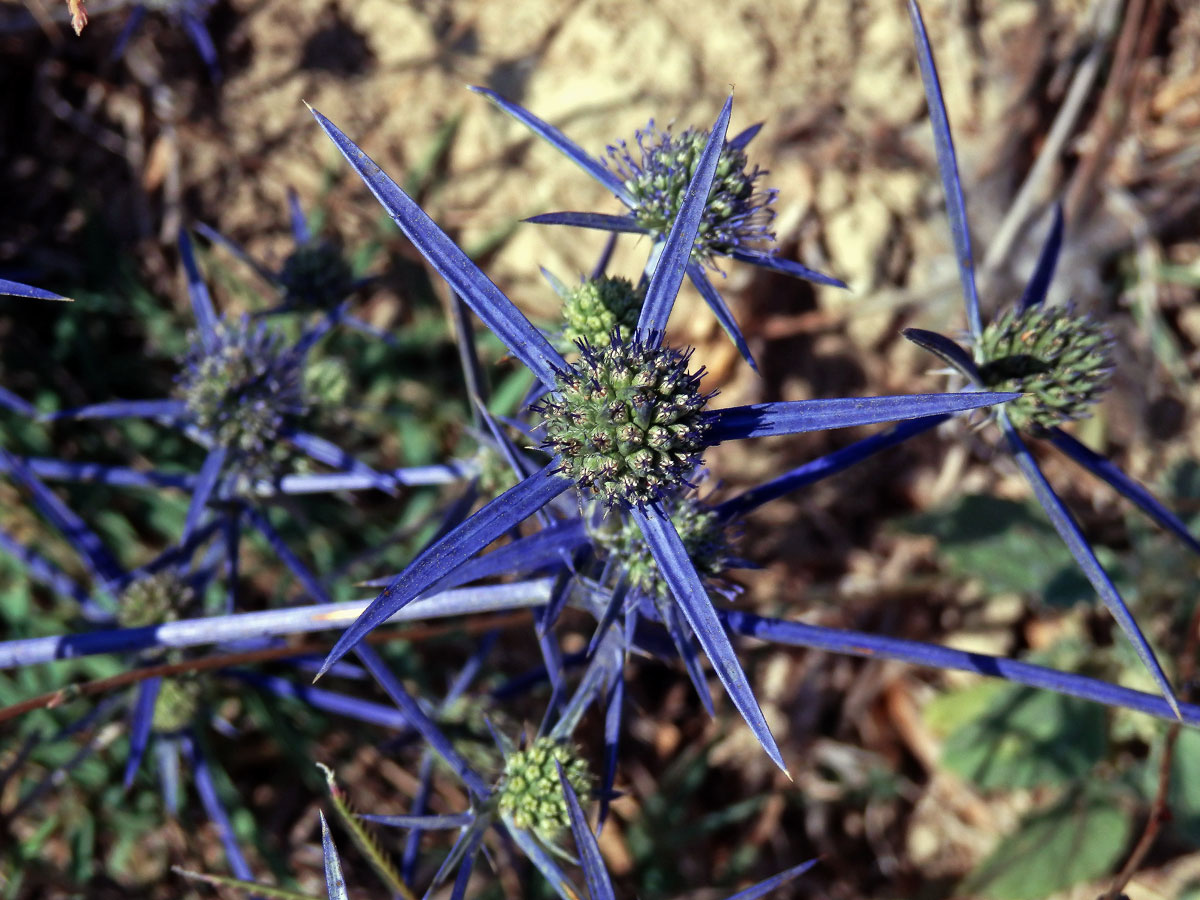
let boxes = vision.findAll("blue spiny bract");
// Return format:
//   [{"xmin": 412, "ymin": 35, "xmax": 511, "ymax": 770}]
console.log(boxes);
[
  {"xmin": 496, "ymin": 737, "xmax": 592, "ymax": 843},
  {"xmin": 607, "ymin": 123, "xmax": 776, "ymax": 264},
  {"xmin": 178, "ymin": 315, "xmax": 308, "ymax": 467},
  {"xmin": 561, "ymin": 276, "xmax": 643, "ymax": 348},
  {"xmin": 977, "ymin": 303, "xmax": 1114, "ymax": 432},
  {"xmin": 596, "ymin": 491, "xmax": 735, "ymax": 600},
  {"xmin": 536, "ymin": 333, "xmax": 711, "ymax": 509}
]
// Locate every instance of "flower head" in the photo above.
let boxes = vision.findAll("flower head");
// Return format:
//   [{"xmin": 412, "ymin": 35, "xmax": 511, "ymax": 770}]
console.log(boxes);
[
  {"xmin": 977, "ymin": 302, "xmax": 1114, "ymax": 432},
  {"xmin": 535, "ymin": 334, "xmax": 711, "ymax": 509},
  {"xmin": 116, "ymin": 570, "xmax": 197, "ymax": 629},
  {"xmin": 277, "ymin": 240, "xmax": 357, "ymax": 312},
  {"xmin": 471, "ymin": 86, "xmax": 846, "ymax": 371},
  {"xmin": 178, "ymin": 315, "xmax": 308, "ymax": 466},
  {"xmin": 497, "ymin": 737, "xmax": 592, "ymax": 843},
  {"xmin": 606, "ymin": 123, "xmax": 776, "ymax": 263},
  {"xmin": 561, "ymin": 275, "xmax": 643, "ymax": 348},
  {"xmin": 151, "ymin": 675, "xmax": 204, "ymax": 733},
  {"xmin": 595, "ymin": 490, "xmax": 736, "ymax": 600}
]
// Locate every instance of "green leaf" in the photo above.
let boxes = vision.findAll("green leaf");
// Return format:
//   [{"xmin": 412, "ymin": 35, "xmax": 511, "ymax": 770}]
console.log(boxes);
[
  {"xmin": 940, "ymin": 685, "xmax": 1106, "ymax": 789},
  {"xmin": 923, "ymin": 680, "xmax": 1007, "ymax": 737},
  {"xmin": 961, "ymin": 788, "xmax": 1131, "ymax": 899},
  {"xmin": 895, "ymin": 494, "xmax": 1124, "ymax": 606}
]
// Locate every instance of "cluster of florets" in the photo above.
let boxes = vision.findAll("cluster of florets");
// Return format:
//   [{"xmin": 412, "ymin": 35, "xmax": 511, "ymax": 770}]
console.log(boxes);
[
  {"xmin": 562, "ymin": 276, "xmax": 643, "ymax": 348},
  {"xmin": 277, "ymin": 241, "xmax": 356, "ymax": 310},
  {"xmin": 977, "ymin": 302, "xmax": 1115, "ymax": 432},
  {"xmin": 151, "ymin": 675, "xmax": 203, "ymax": 734},
  {"xmin": 606, "ymin": 123, "xmax": 776, "ymax": 263},
  {"xmin": 536, "ymin": 334, "xmax": 712, "ymax": 509},
  {"xmin": 178, "ymin": 315, "xmax": 309, "ymax": 465},
  {"xmin": 496, "ymin": 737, "xmax": 592, "ymax": 842},
  {"xmin": 116, "ymin": 571, "xmax": 196, "ymax": 629},
  {"xmin": 596, "ymin": 492, "xmax": 735, "ymax": 600}
]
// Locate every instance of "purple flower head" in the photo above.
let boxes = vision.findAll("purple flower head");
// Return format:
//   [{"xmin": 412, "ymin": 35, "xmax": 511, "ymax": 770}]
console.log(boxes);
[
  {"xmin": 277, "ymin": 239, "xmax": 357, "ymax": 312},
  {"xmin": 606, "ymin": 121, "xmax": 777, "ymax": 265},
  {"xmin": 177, "ymin": 314, "xmax": 309, "ymax": 469},
  {"xmin": 471, "ymin": 86, "xmax": 846, "ymax": 371},
  {"xmin": 194, "ymin": 190, "xmax": 392, "ymax": 342}
]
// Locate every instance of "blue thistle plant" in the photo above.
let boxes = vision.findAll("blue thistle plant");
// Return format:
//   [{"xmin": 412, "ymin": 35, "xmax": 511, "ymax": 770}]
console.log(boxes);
[
  {"xmin": 6, "ymin": 232, "xmax": 435, "ymax": 608},
  {"xmin": 111, "ymin": 0, "xmax": 221, "ymax": 82},
  {"xmin": 0, "ymin": 466, "xmax": 260, "ymax": 879},
  {"xmin": 892, "ymin": 0, "xmax": 1199, "ymax": 716},
  {"xmin": 471, "ymin": 87, "xmax": 846, "ymax": 370},
  {"xmin": 194, "ymin": 189, "xmax": 393, "ymax": 343},
  {"xmin": 303, "ymin": 94, "xmax": 1017, "ymax": 772}
]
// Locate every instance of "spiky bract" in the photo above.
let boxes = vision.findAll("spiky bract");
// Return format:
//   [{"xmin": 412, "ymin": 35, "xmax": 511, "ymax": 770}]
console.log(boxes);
[
  {"xmin": 536, "ymin": 334, "xmax": 711, "ymax": 509},
  {"xmin": 116, "ymin": 571, "xmax": 196, "ymax": 629},
  {"xmin": 496, "ymin": 737, "xmax": 592, "ymax": 843},
  {"xmin": 278, "ymin": 241, "xmax": 355, "ymax": 310},
  {"xmin": 562, "ymin": 276, "xmax": 643, "ymax": 348},
  {"xmin": 178, "ymin": 316, "xmax": 308, "ymax": 465},
  {"xmin": 606, "ymin": 123, "xmax": 775, "ymax": 263},
  {"xmin": 977, "ymin": 303, "xmax": 1114, "ymax": 431},
  {"xmin": 595, "ymin": 492, "xmax": 735, "ymax": 600}
]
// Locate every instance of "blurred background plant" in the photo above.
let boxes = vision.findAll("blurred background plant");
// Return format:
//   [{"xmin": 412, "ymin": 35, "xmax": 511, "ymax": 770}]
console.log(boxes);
[{"xmin": 2, "ymin": 0, "xmax": 1200, "ymax": 898}]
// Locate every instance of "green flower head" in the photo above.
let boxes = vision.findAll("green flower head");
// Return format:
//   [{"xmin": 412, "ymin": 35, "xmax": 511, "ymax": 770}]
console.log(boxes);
[
  {"xmin": 594, "ymin": 490, "xmax": 736, "ymax": 600},
  {"xmin": 536, "ymin": 333, "xmax": 712, "ymax": 509},
  {"xmin": 561, "ymin": 276, "xmax": 643, "ymax": 349},
  {"xmin": 978, "ymin": 303, "xmax": 1114, "ymax": 432},
  {"xmin": 496, "ymin": 737, "xmax": 592, "ymax": 843}
]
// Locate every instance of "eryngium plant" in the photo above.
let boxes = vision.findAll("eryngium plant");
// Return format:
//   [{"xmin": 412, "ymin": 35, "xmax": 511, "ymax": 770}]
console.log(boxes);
[
  {"xmin": 304, "ymin": 92, "xmax": 1017, "ymax": 772},
  {"xmin": 471, "ymin": 86, "xmax": 845, "ymax": 370},
  {"xmin": 895, "ymin": 0, "xmax": 1200, "ymax": 716}
]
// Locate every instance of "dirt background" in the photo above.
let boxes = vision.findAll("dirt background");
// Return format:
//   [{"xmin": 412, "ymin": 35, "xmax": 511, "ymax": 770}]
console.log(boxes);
[{"xmin": 3, "ymin": 0, "xmax": 1200, "ymax": 897}]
